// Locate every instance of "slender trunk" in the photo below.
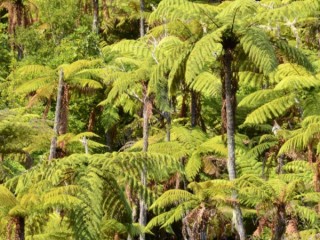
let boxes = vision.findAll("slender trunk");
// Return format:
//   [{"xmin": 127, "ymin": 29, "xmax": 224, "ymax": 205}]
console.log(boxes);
[
  {"xmin": 102, "ymin": 0, "xmax": 110, "ymax": 20},
  {"xmin": 180, "ymin": 93, "xmax": 187, "ymax": 118},
  {"xmin": 191, "ymin": 90, "xmax": 197, "ymax": 128},
  {"xmin": 308, "ymin": 143, "xmax": 314, "ymax": 164},
  {"xmin": 49, "ymin": 69, "xmax": 64, "ymax": 161},
  {"xmin": 92, "ymin": 0, "xmax": 99, "ymax": 33},
  {"xmin": 139, "ymin": 0, "xmax": 145, "ymax": 37},
  {"xmin": 14, "ymin": 216, "xmax": 25, "ymax": 240},
  {"xmin": 59, "ymin": 85, "xmax": 69, "ymax": 135},
  {"xmin": 276, "ymin": 154, "xmax": 285, "ymax": 174},
  {"xmin": 223, "ymin": 49, "xmax": 246, "ymax": 240},
  {"xmin": 272, "ymin": 204, "xmax": 286, "ymax": 240},
  {"xmin": 139, "ymin": 84, "xmax": 150, "ymax": 240},
  {"xmin": 139, "ymin": 2, "xmax": 147, "ymax": 237},
  {"xmin": 82, "ymin": 136, "xmax": 89, "ymax": 154},
  {"xmin": 88, "ymin": 108, "xmax": 96, "ymax": 132},
  {"xmin": 165, "ymin": 111, "xmax": 171, "ymax": 142},
  {"xmin": 42, "ymin": 98, "xmax": 52, "ymax": 119}
]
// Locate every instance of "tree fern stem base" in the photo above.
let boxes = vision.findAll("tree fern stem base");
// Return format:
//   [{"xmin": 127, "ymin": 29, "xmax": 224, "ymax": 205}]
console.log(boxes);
[
  {"xmin": 223, "ymin": 48, "xmax": 246, "ymax": 240},
  {"xmin": 49, "ymin": 69, "xmax": 64, "ymax": 160}
]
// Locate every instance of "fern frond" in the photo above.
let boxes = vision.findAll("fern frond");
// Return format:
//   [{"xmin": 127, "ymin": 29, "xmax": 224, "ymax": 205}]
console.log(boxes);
[
  {"xmin": 149, "ymin": 189, "xmax": 195, "ymax": 210},
  {"xmin": 185, "ymin": 28, "xmax": 223, "ymax": 85},
  {"xmin": 244, "ymin": 94, "xmax": 295, "ymax": 124},
  {"xmin": 240, "ymin": 28, "xmax": 278, "ymax": 74},
  {"xmin": 274, "ymin": 76, "xmax": 319, "ymax": 90},
  {"xmin": 238, "ymin": 89, "xmax": 282, "ymax": 108},
  {"xmin": 190, "ymin": 71, "xmax": 221, "ymax": 97},
  {"xmin": 275, "ymin": 40, "xmax": 314, "ymax": 72}
]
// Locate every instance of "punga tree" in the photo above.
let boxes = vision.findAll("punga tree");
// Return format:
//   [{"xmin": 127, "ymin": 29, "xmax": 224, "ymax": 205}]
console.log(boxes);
[{"xmin": 149, "ymin": 0, "xmax": 316, "ymax": 238}]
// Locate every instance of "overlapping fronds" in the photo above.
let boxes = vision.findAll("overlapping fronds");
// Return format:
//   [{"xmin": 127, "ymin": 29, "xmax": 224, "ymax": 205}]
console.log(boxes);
[
  {"xmin": 238, "ymin": 71, "xmax": 266, "ymax": 88},
  {"xmin": 256, "ymin": 0, "xmax": 320, "ymax": 22},
  {"xmin": 240, "ymin": 28, "xmax": 278, "ymax": 74},
  {"xmin": 238, "ymin": 89, "xmax": 282, "ymax": 108},
  {"xmin": 148, "ymin": 0, "xmax": 218, "ymax": 25},
  {"xmin": 185, "ymin": 136, "xmax": 226, "ymax": 181},
  {"xmin": 275, "ymin": 40, "xmax": 314, "ymax": 72},
  {"xmin": 274, "ymin": 75, "xmax": 320, "ymax": 90},
  {"xmin": 109, "ymin": 40, "xmax": 151, "ymax": 59},
  {"xmin": 185, "ymin": 28, "xmax": 223, "ymax": 85},
  {"xmin": 216, "ymin": 0, "xmax": 257, "ymax": 23},
  {"xmin": 190, "ymin": 71, "xmax": 221, "ymax": 97},
  {"xmin": 244, "ymin": 94, "xmax": 295, "ymax": 124}
]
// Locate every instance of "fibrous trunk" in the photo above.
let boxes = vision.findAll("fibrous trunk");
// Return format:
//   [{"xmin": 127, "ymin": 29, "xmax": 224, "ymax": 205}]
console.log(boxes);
[
  {"xmin": 92, "ymin": 0, "xmax": 99, "ymax": 33},
  {"xmin": 49, "ymin": 69, "xmax": 64, "ymax": 161},
  {"xmin": 139, "ymin": 83, "xmax": 150, "ymax": 240},
  {"xmin": 14, "ymin": 216, "xmax": 25, "ymax": 240},
  {"xmin": 223, "ymin": 48, "xmax": 246, "ymax": 240},
  {"xmin": 272, "ymin": 204, "xmax": 286, "ymax": 240}
]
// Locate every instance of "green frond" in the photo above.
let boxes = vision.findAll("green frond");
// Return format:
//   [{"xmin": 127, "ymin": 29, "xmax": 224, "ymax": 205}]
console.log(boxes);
[
  {"xmin": 62, "ymin": 59, "xmax": 103, "ymax": 79},
  {"xmin": 15, "ymin": 77, "xmax": 55, "ymax": 94},
  {"xmin": 148, "ymin": 0, "xmax": 217, "ymax": 25},
  {"xmin": 148, "ymin": 141, "xmax": 189, "ymax": 159},
  {"xmin": 244, "ymin": 141, "xmax": 278, "ymax": 159},
  {"xmin": 275, "ymin": 40, "xmax": 314, "ymax": 72},
  {"xmin": 190, "ymin": 71, "xmax": 221, "ymax": 97},
  {"xmin": 302, "ymin": 92, "xmax": 320, "ymax": 117},
  {"xmin": 293, "ymin": 205, "xmax": 318, "ymax": 225},
  {"xmin": 0, "ymin": 185, "xmax": 18, "ymax": 213},
  {"xmin": 237, "ymin": 158, "xmax": 263, "ymax": 176},
  {"xmin": 185, "ymin": 152, "xmax": 202, "ymax": 181},
  {"xmin": 238, "ymin": 89, "xmax": 282, "ymax": 108},
  {"xmin": 216, "ymin": 0, "xmax": 257, "ymax": 22},
  {"xmin": 185, "ymin": 29, "xmax": 223, "ymax": 85},
  {"xmin": 274, "ymin": 76, "xmax": 319, "ymax": 90},
  {"xmin": 110, "ymin": 40, "xmax": 151, "ymax": 59},
  {"xmin": 145, "ymin": 209, "xmax": 176, "ymax": 231},
  {"xmin": 12, "ymin": 65, "xmax": 55, "ymax": 81},
  {"xmin": 238, "ymin": 71, "xmax": 266, "ymax": 88},
  {"xmin": 101, "ymin": 219, "xmax": 128, "ymax": 235},
  {"xmin": 68, "ymin": 77, "xmax": 103, "ymax": 89},
  {"xmin": 244, "ymin": 94, "xmax": 295, "ymax": 124},
  {"xmin": 278, "ymin": 132, "xmax": 305, "ymax": 155},
  {"xmin": 240, "ymin": 28, "xmax": 278, "ymax": 74},
  {"xmin": 257, "ymin": 0, "xmax": 320, "ymax": 22},
  {"xmin": 149, "ymin": 189, "xmax": 195, "ymax": 210},
  {"xmin": 43, "ymin": 194, "xmax": 83, "ymax": 210}
]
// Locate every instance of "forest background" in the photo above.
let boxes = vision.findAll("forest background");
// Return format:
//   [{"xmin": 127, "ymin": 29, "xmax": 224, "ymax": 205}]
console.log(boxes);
[{"xmin": 1, "ymin": 0, "xmax": 320, "ymax": 239}]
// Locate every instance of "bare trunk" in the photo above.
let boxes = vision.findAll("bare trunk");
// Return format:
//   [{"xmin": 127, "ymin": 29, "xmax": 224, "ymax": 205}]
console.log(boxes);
[
  {"xmin": 139, "ymin": 0, "xmax": 145, "ymax": 37},
  {"xmin": 58, "ymin": 85, "xmax": 69, "ymax": 135},
  {"xmin": 139, "ymin": 84, "xmax": 150, "ymax": 240},
  {"xmin": 14, "ymin": 216, "xmax": 24, "ymax": 240},
  {"xmin": 191, "ymin": 90, "xmax": 197, "ymax": 128},
  {"xmin": 164, "ymin": 111, "xmax": 171, "ymax": 142},
  {"xmin": 102, "ymin": 0, "xmax": 110, "ymax": 20},
  {"xmin": 223, "ymin": 49, "xmax": 246, "ymax": 240},
  {"xmin": 82, "ymin": 136, "xmax": 89, "ymax": 154},
  {"xmin": 88, "ymin": 108, "xmax": 96, "ymax": 132},
  {"xmin": 92, "ymin": 0, "xmax": 99, "ymax": 33},
  {"xmin": 42, "ymin": 98, "xmax": 51, "ymax": 119},
  {"xmin": 272, "ymin": 204, "xmax": 286, "ymax": 240},
  {"xmin": 49, "ymin": 69, "xmax": 64, "ymax": 161}
]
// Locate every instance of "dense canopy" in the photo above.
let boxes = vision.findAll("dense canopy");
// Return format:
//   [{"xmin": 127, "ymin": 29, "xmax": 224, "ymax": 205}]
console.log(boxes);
[{"xmin": 1, "ymin": 0, "xmax": 320, "ymax": 239}]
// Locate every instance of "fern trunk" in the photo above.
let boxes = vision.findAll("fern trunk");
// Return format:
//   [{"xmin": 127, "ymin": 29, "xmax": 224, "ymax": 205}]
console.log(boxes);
[
  {"xmin": 191, "ymin": 90, "xmax": 197, "ymax": 127},
  {"xmin": 139, "ymin": 0, "xmax": 145, "ymax": 37},
  {"xmin": 272, "ymin": 203, "xmax": 286, "ymax": 240},
  {"xmin": 223, "ymin": 48, "xmax": 246, "ymax": 240},
  {"xmin": 139, "ymin": 84, "xmax": 150, "ymax": 240},
  {"xmin": 14, "ymin": 216, "xmax": 24, "ymax": 240},
  {"xmin": 92, "ymin": 0, "xmax": 99, "ymax": 33},
  {"xmin": 49, "ymin": 69, "xmax": 64, "ymax": 161}
]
